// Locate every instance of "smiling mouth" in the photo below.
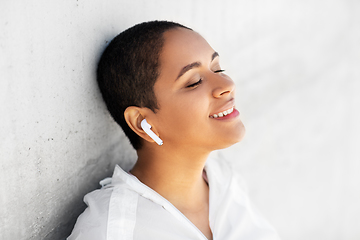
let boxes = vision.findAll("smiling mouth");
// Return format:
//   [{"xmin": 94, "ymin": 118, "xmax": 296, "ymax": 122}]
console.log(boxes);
[{"xmin": 210, "ymin": 106, "xmax": 234, "ymax": 118}]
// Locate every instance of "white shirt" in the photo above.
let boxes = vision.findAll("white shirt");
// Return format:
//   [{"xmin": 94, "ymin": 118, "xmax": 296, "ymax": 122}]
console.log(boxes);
[{"xmin": 67, "ymin": 158, "xmax": 281, "ymax": 240}]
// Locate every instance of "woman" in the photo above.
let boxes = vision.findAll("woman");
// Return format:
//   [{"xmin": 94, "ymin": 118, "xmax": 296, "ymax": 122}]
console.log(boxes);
[{"xmin": 68, "ymin": 21, "xmax": 281, "ymax": 240}]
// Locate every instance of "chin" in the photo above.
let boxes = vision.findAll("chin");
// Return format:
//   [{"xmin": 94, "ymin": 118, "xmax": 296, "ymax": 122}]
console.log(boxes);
[
  {"xmin": 214, "ymin": 130, "xmax": 246, "ymax": 150},
  {"xmin": 229, "ymin": 123, "xmax": 246, "ymax": 146},
  {"xmin": 231, "ymin": 120, "xmax": 246, "ymax": 141},
  {"xmin": 237, "ymin": 125, "xmax": 246, "ymax": 142}
]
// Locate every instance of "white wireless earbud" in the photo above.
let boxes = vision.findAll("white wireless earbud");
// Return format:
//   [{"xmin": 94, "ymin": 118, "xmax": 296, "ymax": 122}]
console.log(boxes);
[{"xmin": 140, "ymin": 119, "xmax": 163, "ymax": 146}]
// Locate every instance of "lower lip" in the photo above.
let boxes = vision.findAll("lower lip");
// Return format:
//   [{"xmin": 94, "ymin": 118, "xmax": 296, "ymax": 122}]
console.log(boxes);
[{"xmin": 211, "ymin": 109, "xmax": 239, "ymax": 120}]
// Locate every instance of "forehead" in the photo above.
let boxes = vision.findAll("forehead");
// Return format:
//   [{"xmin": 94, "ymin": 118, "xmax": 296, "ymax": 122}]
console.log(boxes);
[{"xmin": 159, "ymin": 28, "xmax": 215, "ymax": 77}]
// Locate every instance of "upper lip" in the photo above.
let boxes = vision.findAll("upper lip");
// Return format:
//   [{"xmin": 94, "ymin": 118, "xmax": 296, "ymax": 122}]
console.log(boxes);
[{"xmin": 209, "ymin": 99, "xmax": 235, "ymax": 117}]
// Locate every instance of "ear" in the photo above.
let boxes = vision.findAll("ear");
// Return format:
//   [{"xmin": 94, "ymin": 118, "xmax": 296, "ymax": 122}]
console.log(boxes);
[{"xmin": 124, "ymin": 106, "xmax": 160, "ymax": 144}]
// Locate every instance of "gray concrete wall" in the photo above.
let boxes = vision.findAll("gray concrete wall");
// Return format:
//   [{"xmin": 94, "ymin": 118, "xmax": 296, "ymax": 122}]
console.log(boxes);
[{"xmin": 1, "ymin": 0, "xmax": 359, "ymax": 239}]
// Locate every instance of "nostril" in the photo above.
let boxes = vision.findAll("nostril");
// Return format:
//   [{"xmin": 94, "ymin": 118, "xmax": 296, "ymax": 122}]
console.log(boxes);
[
  {"xmin": 213, "ymin": 88, "xmax": 231, "ymax": 98},
  {"xmin": 220, "ymin": 90, "xmax": 230, "ymax": 95}
]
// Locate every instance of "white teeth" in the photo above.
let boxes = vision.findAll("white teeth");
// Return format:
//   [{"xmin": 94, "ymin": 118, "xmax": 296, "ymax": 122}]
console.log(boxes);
[{"xmin": 211, "ymin": 107, "xmax": 234, "ymax": 118}]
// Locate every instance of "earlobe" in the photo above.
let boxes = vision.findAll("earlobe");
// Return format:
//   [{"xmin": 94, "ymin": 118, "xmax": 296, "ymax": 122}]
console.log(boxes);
[{"xmin": 124, "ymin": 106, "xmax": 161, "ymax": 145}]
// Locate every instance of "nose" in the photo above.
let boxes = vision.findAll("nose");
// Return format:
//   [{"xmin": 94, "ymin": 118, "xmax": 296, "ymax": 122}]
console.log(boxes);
[{"xmin": 212, "ymin": 74, "xmax": 236, "ymax": 98}]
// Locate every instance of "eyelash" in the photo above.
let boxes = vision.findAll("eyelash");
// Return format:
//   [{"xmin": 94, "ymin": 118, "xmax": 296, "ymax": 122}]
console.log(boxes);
[
  {"xmin": 186, "ymin": 79, "xmax": 203, "ymax": 88},
  {"xmin": 186, "ymin": 70, "xmax": 225, "ymax": 88}
]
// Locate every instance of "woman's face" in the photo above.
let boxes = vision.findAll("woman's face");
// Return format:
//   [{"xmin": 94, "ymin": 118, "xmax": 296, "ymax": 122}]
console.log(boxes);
[{"xmin": 151, "ymin": 27, "xmax": 245, "ymax": 152}]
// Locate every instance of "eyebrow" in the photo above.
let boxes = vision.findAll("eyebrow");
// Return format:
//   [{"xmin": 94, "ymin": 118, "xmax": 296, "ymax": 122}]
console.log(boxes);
[{"xmin": 176, "ymin": 52, "xmax": 219, "ymax": 80}]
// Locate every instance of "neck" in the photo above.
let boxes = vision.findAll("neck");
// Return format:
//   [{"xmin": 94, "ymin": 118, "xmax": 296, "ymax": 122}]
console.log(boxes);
[{"xmin": 130, "ymin": 144, "xmax": 210, "ymax": 212}]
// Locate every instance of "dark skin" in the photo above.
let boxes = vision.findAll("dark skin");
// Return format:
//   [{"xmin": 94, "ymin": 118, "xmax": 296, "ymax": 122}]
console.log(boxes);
[{"xmin": 124, "ymin": 28, "xmax": 245, "ymax": 240}]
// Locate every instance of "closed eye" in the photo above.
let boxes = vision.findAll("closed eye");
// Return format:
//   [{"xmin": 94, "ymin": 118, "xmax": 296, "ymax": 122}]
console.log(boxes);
[
  {"xmin": 214, "ymin": 69, "xmax": 225, "ymax": 73},
  {"xmin": 186, "ymin": 79, "xmax": 203, "ymax": 88}
]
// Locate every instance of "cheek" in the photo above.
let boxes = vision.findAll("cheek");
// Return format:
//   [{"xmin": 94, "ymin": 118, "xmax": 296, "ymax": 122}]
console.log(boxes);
[{"xmin": 157, "ymin": 96, "xmax": 209, "ymax": 140}]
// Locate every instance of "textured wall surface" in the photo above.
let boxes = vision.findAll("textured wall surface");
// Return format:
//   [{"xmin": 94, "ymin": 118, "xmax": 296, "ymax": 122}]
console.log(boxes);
[{"xmin": 1, "ymin": 0, "xmax": 359, "ymax": 239}]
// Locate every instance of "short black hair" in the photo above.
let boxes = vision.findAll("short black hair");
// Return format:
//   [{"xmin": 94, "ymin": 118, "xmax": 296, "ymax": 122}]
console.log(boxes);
[{"xmin": 97, "ymin": 20, "xmax": 191, "ymax": 150}]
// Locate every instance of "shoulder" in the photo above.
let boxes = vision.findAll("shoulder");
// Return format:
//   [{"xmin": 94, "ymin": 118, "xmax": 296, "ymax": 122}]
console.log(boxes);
[
  {"xmin": 206, "ymin": 157, "xmax": 281, "ymax": 239},
  {"xmin": 67, "ymin": 187, "xmax": 114, "ymax": 240},
  {"xmin": 67, "ymin": 180, "xmax": 140, "ymax": 240},
  {"xmin": 67, "ymin": 166, "xmax": 141, "ymax": 240}
]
